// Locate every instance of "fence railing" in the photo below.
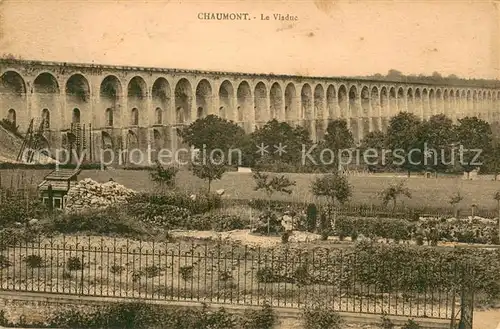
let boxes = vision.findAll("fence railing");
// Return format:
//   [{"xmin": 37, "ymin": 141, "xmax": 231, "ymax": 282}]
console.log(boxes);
[{"xmin": 0, "ymin": 236, "xmax": 473, "ymax": 320}]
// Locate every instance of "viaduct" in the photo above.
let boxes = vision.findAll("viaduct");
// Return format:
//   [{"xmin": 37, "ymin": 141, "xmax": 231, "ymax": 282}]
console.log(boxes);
[{"xmin": 1, "ymin": 59, "xmax": 500, "ymax": 165}]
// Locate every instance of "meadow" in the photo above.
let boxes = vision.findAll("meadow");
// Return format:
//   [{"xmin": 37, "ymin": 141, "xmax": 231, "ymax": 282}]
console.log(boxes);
[{"xmin": 2, "ymin": 168, "xmax": 500, "ymax": 215}]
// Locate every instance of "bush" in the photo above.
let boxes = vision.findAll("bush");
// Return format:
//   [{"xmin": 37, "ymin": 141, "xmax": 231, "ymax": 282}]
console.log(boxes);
[
  {"xmin": 128, "ymin": 203, "xmax": 191, "ymax": 228},
  {"xmin": 302, "ymin": 305, "xmax": 343, "ymax": 329},
  {"xmin": 25, "ymin": 254, "xmax": 44, "ymax": 268},
  {"xmin": 188, "ymin": 213, "xmax": 249, "ymax": 232},
  {"xmin": 402, "ymin": 319, "xmax": 421, "ymax": 329},
  {"xmin": 66, "ymin": 256, "xmax": 83, "ymax": 271},
  {"xmin": 128, "ymin": 191, "xmax": 222, "ymax": 215},
  {"xmin": 0, "ymin": 255, "xmax": 11, "ymax": 269},
  {"xmin": 240, "ymin": 304, "xmax": 276, "ymax": 329}
]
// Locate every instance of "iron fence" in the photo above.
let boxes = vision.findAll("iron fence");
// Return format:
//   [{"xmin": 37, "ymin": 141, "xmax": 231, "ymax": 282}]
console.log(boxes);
[{"xmin": 0, "ymin": 235, "xmax": 474, "ymax": 320}]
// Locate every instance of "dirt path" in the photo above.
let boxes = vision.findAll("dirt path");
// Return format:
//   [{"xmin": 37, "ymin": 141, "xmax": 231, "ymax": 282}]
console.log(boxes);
[{"xmin": 474, "ymin": 308, "xmax": 500, "ymax": 329}]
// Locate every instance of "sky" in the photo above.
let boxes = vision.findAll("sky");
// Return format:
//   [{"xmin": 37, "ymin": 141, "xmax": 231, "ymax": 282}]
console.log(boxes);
[{"xmin": 0, "ymin": 0, "xmax": 499, "ymax": 79}]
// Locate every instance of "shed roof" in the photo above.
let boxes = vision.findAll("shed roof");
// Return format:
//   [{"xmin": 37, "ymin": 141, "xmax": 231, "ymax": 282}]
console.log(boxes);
[
  {"xmin": 38, "ymin": 180, "xmax": 77, "ymax": 192},
  {"xmin": 43, "ymin": 169, "xmax": 81, "ymax": 181}
]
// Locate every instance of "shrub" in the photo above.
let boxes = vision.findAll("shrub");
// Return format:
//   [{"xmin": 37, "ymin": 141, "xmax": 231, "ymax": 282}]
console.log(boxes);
[
  {"xmin": 0, "ymin": 255, "xmax": 11, "ymax": 269},
  {"xmin": 179, "ymin": 266, "xmax": 194, "ymax": 281},
  {"xmin": 66, "ymin": 256, "xmax": 83, "ymax": 271},
  {"xmin": 240, "ymin": 304, "xmax": 276, "ymax": 329},
  {"xmin": 144, "ymin": 265, "xmax": 161, "ymax": 278},
  {"xmin": 256, "ymin": 267, "xmax": 276, "ymax": 283},
  {"xmin": 302, "ymin": 305, "xmax": 343, "ymax": 329},
  {"xmin": 110, "ymin": 265, "xmax": 124, "ymax": 275},
  {"xmin": 380, "ymin": 314, "xmax": 395, "ymax": 329},
  {"xmin": 402, "ymin": 319, "xmax": 421, "ymax": 329},
  {"xmin": 25, "ymin": 254, "xmax": 44, "ymax": 268},
  {"xmin": 306, "ymin": 203, "xmax": 318, "ymax": 232},
  {"xmin": 128, "ymin": 191, "xmax": 222, "ymax": 215}
]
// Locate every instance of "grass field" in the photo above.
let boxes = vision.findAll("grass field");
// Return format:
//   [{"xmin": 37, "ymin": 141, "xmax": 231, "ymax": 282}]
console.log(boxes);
[{"xmin": 2, "ymin": 168, "xmax": 500, "ymax": 214}]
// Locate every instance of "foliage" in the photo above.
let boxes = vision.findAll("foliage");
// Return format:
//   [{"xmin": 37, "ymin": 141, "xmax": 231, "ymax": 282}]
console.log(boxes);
[
  {"xmin": 66, "ymin": 256, "xmax": 83, "ymax": 271},
  {"xmin": 310, "ymin": 173, "xmax": 352, "ymax": 206},
  {"xmin": 379, "ymin": 314, "xmax": 395, "ymax": 329},
  {"xmin": 253, "ymin": 211, "xmax": 284, "ymax": 235},
  {"xmin": 305, "ymin": 203, "xmax": 318, "ymax": 233},
  {"xmin": 25, "ymin": 254, "xmax": 44, "ymax": 268},
  {"xmin": 190, "ymin": 154, "xmax": 227, "ymax": 192},
  {"xmin": 149, "ymin": 160, "xmax": 179, "ymax": 189},
  {"xmin": 302, "ymin": 304, "xmax": 343, "ymax": 329},
  {"xmin": 128, "ymin": 191, "xmax": 221, "ymax": 215},
  {"xmin": 240, "ymin": 304, "xmax": 277, "ymax": 329},
  {"xmin": 360, "ymin": 130, "xmax": 387, "ymax": 172},
  {"xmin": 0, "ymin": 195, "xmax": 46, "ymax": 227},
  {"xmin": 402, "ymin": 319, "xmax": 421, "ymax": 329},
  {"xmin": 386, "ymin": 112, "xmax": 422, "ymax": 175},
  {"xmin": 454, "ymin": 117, "xmax": 493, "ymax": 175},
  {"xmin": 189, "ymin": 213, "xmax": 249, "ymax": 232},
  {"xmin": 0, "ymin": 255, "xmax": 11, "ymax": 269},
  {"xmin": 379, "ymin": 181, "xmax": 412, "ymax": 211},
  {"xmin": 253, "ymin": 171, "xmax": 296, "ymax": 197},
  {"xmin": 128, "ymin": 203, "xmax": 191, "ymax": 228}
]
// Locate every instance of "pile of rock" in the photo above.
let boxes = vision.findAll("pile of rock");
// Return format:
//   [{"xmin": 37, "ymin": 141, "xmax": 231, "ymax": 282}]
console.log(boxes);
[{"xmin": 65, "ymin": 178, "xmax": 136, "ymax": 213}]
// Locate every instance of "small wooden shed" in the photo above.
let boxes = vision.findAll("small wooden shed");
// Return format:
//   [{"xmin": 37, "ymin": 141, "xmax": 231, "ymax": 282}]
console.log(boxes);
[{"xmin": 37, "ymin": 169, "xmax": 81, "ymax": 209}]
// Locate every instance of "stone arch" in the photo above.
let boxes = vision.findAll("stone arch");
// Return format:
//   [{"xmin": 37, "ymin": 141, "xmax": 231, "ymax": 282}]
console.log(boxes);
[
  {"xmin": 314, "ymin": 84, "xmax": 325, "ymax": 139},
  {"xmin": 152, "ymin": 77, "xmax": 171, "ymax": 126},
  {"xmin": 7, "ymin": 108, "xmax": 16, "ymax": 125},
  {"xmin": 100, "ymin": 75, "xmax": 122, "ymax": 128},
  {"xmin": 348, "ymin": 86, "xmax": 359, "ymax": 141},
  {"xmin": 219, "ymin": 80, "xmax": 234, "ymax": 120},
  {"xmin": 380, "ymin": 86, "xmax": 388, "ymax": 118},
  {"xmin": 101, "ymin": 131, "xmax": 114, "ymax": 163},
  {"xmin": 34, "ymin": 72, "xmax": 59, "ymax": 130},
  {"xmin": 326, "ymin": 85, "xmax": 336, "ymax": 120},
  {"xmin": 284, "ymin": 83, "xmax": 297, "ymax": 122},
  {"xmin": 371, "ymin": 86, "xmax": 380, "ymax": 131},
  {"xmin": 128, "ymin": 76, "xmax": 147, "ymax": 126},
  {"xmin": 175, "ymin": 78, "xmax": 192, "ymax": 124},
  {"xmin": 443, "ymin": 89, "xmax": 450, "ymax": 118},
  {"xmin": 42, "ymin": 108, "xmax": 50, "ymax": 130},
  {"xmin": 72, "ymin": 108, "xmax": 81, "ymax": 124},
  {"xmin": 130, "ymin": 108, "xmax": 139, "ymax": 126},
  {"xmin": 473, "ymin": 90, "xmax": 478, "ymax": 116},
  {"xmin": 270, "ymin": 82, "xmax": 283, "ymax": 121},
  {"xmin": 406, "ymin": 88, "xmax": 414, "ymax": 114},
  {"xmin": 389, "ymin": 87, "xmax": 397, "ymax": 116},
  {"xmin": 66, "ymin": 74, "xmax": 90, "ymax": 126},
  {"xmin": 429, "ymin": 89, "xmax": 436, "ymax": 115},
  {"xmin": 360, "ymin": 86, "xmax": 370, "ymax": 117},
  {"xmin": 397, "ymin": 87, "xmax": 405, "ymax": 112},
  {"xmin": 254, "ymin": 82, "xmax": 268, "ymax": 126},
  {"xmin": 301, "ymin": 84, "xmax": 313, "ymax": 135},
  {"xmin": 196, "ymin": 79, "xmax": 212, "ymax": 119},
  {"xmin": 422, "ymin": 88, "xmax": 429, "ymax": 118},
  {"xmin": 467, "ymin": 90, "xmax": 472, "ymax": 116},
  {"xmin": 155, "ymin": 107, "xmax": 162, "ymax": 125},
  {"xmin": 126, "ymin": 130, "xmax": 141, "ymax": 165},
  {"xmin": 236, "ymin": 81, "xmax": 252, "ymax": 128},
  {"xmin": 338, "ymin": 85, "xmax": 348, "ymax": 118},
  {"xmin": 436, "ymin": 89, "xmax": 443, "ymax": 115},
  {"xmin": 0, "ymin": 71, "xmax": 26, "ymax": 129},
  {"xmin": 105, "ymin": 108, "xmax": 113, "ymax": 126},
  {"xmin": 414, "ymin": 88, "xmax": 421, "ymax": 116}
]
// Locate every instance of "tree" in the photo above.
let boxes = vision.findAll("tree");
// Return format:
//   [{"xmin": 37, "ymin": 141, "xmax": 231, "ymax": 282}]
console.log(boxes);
[
  {"xmin": 494, "ymin": 192, "xmax": 500, "ymax": 243},
  {"xmin": 379, "ymin": 181, "xmax": 412, "ymax": 213},
  {"xmin": 249, "ymin": 119, "xmax": 312, "ymax": 167},
  {"xmin": 360, "ymin": 130, "xmax": 387, "ymax": 172},
  {"xmin": 311, "ymin": 173, "xmax": 352, "ymax": 230},
  {"xmin": 149, "ymin": 160, "xmax": 179, "ymax": 191},
  {"xmin": 416, "ymin": 114, "xmax": 456, "ymax": 174},
  {"xmin": 190, "ymin": 154, "xmax": 226, "ymax": 193},
  {"xmin": 454, "ymin": 117, "xmax": 493, "ymax": 178},
  {"xmin": 386, "ymin": 112, "xmax": 423, "ymax": 176},
  {"xmin": 177, "ymin": 114, "xmax": 246, "ymax": 163},
  {"xmin": 320, "ymin": 119, "xmax": 355, "ymax": 170},
  {"xmin": 448, "ymin": 191, "xmax": 463, "ymax": 219},
  {"xmin": 484, "ymin": 138, "xmax": 500, "ymax": 180},
  {"xmin": 253, "ymin": 171, "xmax": 296, "ymax": 234}
]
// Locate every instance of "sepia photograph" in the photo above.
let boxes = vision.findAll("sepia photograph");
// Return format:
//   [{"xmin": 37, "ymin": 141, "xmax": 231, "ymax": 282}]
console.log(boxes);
[{"xmin": 0, "ymin": 0, "xmax": 499, "ymax": 328}]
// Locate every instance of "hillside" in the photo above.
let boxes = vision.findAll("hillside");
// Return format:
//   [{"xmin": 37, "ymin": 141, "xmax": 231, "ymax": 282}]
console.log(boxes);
[{"xmin": 0, "ymin": 123, "xmax": 55, "ymax": 164}]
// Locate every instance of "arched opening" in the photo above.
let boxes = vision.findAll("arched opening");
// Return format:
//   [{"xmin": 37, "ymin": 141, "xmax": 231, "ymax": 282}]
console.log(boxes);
[
  {"xmin": 422, "ymin": 89, "xmax": 429, "ymax": 118},
  {"xmin": 100, "ymin": 75, "xmax": 122, "ymax": 129},
  {"xmin": 42, "ymin": 108, "xmax": 50, "ymax": 130},
  {"xmin": 360, "ymin": 86, "xmax": 370, "ymax": 136},
  {"xmin": 326, "ymin": 85, "xmax": 336, "ymax": 120},
  {"xmin": 314, "ymin": 84, "xmax": 325, "ymax": 139},
  {"xmin": 407, "ymin": 88, "xmax": 414, "ymax": 114},
  {"xmin": 371, "ymin": 86, "xmax": 380, "ymax": 131},
  {"xmin": 72, "ymin": 108, "xmax": 81, "ymax": 124},
  {"xmin": 219, "ymin": 80, "xmax": 233, "ymax": 120},
  {"xmin": 196, "ymin": 79, "xmax": 212, "ymax": 119},
  {"xmin": 467, "ymin": 90, "xmax": 472, "ymax": 116},
  {"xmin": 34, "ymin": 72, "xmax": 59, "ymax": 130},
  {"xmin": 174, "ymin": 78, "xmax": 192, "ymax": 124},
  {"xmin": 101, "ymin": 131, "xmax": 114, "ymax": 163},
  {"xmin": 397, "ymin": 87, "xmax": 405, "ymax": 112},
  {"xmin": 152, "ymin": 78, "xmax": 170, "ymax": 126},
  {"xmin": 152, "ymin": 129, "xmax": 163, "ymax": 161},
  {"xmin": 270, "ymin": 82, "xmax": 282, "ymax": 121},
  {"xmin": 7, "ymin": 109, "xmax": 16, "ymax": 125},
  {"xmin": 285, "ymin": 83, "xmax": 297, "ymax": 122},
  {"xmin": 66, "ymin": 74, "xmax": 90, "ymax": 127},
  {"xmin": 254, "ymin": 82, "xmax": 267, "ymax": 125},
  {"xmin": 436, "ymin": 89, "xmax": 443, "ymax": 115},
  {"xmin": 237, "ymin": 81, "xmax": 251, "ymax": 130},
  {"xmin": 389, "ymin": 87, "xmax": 397, "ymax": 116},
  {"xmin": 128, "ymin": 76, "xmax": 147, "ymax": 127},
  {"xmin": 414, "ymin": 88, "xmax": 421, "ymax": 116},
  {"xmin": 131, "ymin": 108, "xmax": 139, "ymax": 126},
  {"xmin": 126, "ymin": 130, "xmax": 141, "ymax": 165},
  {"xmin": 1, "ymin": 71, "xmax": 26, "ymax": 129},
  {"xmin": 429, "ymin": 89, "xmax": 436, "ymax": 115},
  {"xmin": 338, "ymin": 85, "xmax": 348, "ymax": 118},
  {"xmin": 155, "ymin": 107, "xmax": 162, "ymax": 124},
  {"xmin": 443, "ymin": 89, "xmax": 449, "ymax": 118},
  {"xmin": 380, "ymin": 87, "xmax": 388, "ymax": 130},
  {"xmin": 105, "ymin": 108, "xmax": 113, "ymax": 127},
  {"xmin": 301, "ymin": 83, "xmax": 313, "ymax": 135},
  {"xmin": 473, "ymin": 91, "xmax": 478, "ymax": 116},
  {"xmin": 348, "ymin": 86, "xmax": 359, "ymax": 141}
]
